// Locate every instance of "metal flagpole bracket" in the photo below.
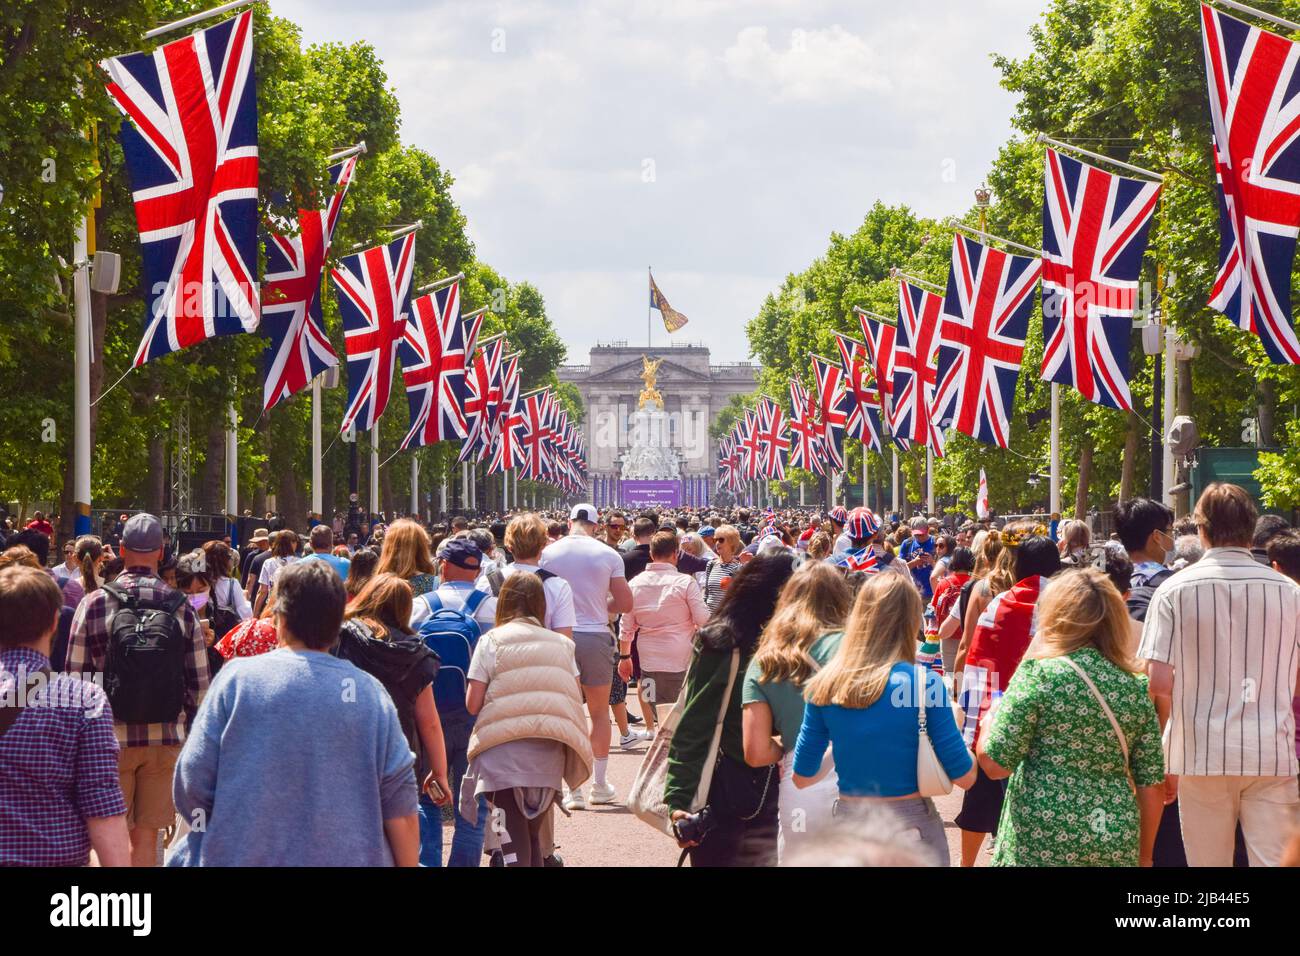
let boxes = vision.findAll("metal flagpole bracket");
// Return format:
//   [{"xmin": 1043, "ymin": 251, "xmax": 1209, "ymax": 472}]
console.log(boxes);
[
  {"xmin": 416, "ymin": 272, "xmax": 465, "ymax": 295},
  {"xmin": 347, "ymin": 220, "xmax": 423, "ymax": 253},
  {"xmin": 327, "ymin": 141, "xmax": 367, "ymax": 163},
  {"xmin": 888, "ymin": 268, "xmax": 945, "ymax": 294},
  {"xmin": 1035, "ymin": 133, "xmax": 1164, "ymax": 182},
  {"xmin": 945, "ymin": 219, "xmax": 1044, "ymax": 258},
  {"xmin": 144, "ymin": 0, "xmax": 258, "ymax": 40},
  {"xmin": 462, "ymin": 305, "xmax": 490, "ymax": 320},
  {"xmin": 853, "ymin": 305, "xmax": 897, "ymax": 327},
  {"xmin": 1212, "ymin": 0, "xmax": 1300, "ymax": 33}
]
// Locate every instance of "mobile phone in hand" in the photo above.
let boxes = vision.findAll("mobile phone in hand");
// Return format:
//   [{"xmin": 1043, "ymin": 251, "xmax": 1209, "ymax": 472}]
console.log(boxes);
[{"xmin": 424, "ymin": 778, "xmax": 446, "ymax": 802}]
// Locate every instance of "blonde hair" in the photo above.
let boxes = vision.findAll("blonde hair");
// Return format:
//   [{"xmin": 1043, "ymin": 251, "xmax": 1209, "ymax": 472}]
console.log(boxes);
[
  {"xmin": 713, "ymin": 524, "xmax": 741, "ymax": 556},
  {"xmin": 495, "ymin": 572, "xmax": 547, "ymax": 627},
  {"xmin": 807, "ymin": 532, "xmax": 832, "ymax": 561},
  {"xmin": 505, "ymin": 513, "xmax": 548, "ymax": 561},
  {"xmin": 343, "ymin": 572, "xmax": 414, "ymax": 640},
  {"xmin": 985, "ymin": 519, "xmax": 1040, "ymax": 597},
  {"xmin": 1027, "ymin": 568, "xmax": 1140, "ymax": 673},
  {"xmin": 752, "ymin": 561, "xmax": 852, "ymax": 686},
  {"xmin": 805, "ymin": 573, "xmax": 921, "ymax": 709},
  {"xmin": 1059, "ymin": 519, "xmax": 1091, "ymax": 553},
  {"xmin": 375, "ymin": 519, "xmax": 435, "ymax": 580}
]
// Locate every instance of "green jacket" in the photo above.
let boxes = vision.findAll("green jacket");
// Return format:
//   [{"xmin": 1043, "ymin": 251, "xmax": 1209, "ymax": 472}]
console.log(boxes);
[{"xmin": 663, "ymin": 626, "xmax": 750, "ymax": 812}]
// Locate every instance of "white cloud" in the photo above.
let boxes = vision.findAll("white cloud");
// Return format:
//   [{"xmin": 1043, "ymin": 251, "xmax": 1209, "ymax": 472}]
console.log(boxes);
[{"xmin": 722, "ymin": 25, "xmax": 891, "ymax": 102}]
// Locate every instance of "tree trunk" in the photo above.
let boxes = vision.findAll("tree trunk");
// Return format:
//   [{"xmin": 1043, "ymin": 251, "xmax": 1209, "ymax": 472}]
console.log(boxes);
[
  {"xmin": 145, "ymin": 434, "xmax": 167, "ymax": 515},
  {"xmin": 1119, "ymin": 411, "xmax": 1139, "ymax": 503},
  {"xmin": 1257, "ymin": 377, "xmax": 1276, "ymax": 448},
  {"xmin": 1075, "ymin": 441, "xmax": 1093, "ymax": 519},
  {"xmin": 381, "ymin": 458, "xmax": 394, "ymax": 519},
  {"xmin": 201, "ymin": 418, "xmax": 224, "ymax": 513}
]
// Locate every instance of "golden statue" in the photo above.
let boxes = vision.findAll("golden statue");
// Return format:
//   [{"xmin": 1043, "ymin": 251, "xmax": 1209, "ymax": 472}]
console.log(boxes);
[{"xmin": 638, "ymin": 355, "xmax": 665, "ymax": 410}]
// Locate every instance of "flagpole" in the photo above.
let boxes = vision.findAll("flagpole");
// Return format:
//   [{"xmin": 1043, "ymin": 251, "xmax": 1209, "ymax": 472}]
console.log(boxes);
[
  {"xmin": 1211, "ymin": 0, "xmax": 1300, "ymax": 34},
  {"xmin": 1050, "ymin": 382, "xmax": 1062, "ymax": 515},
  {"xmin": 1034, "ymin": 134, "xmax": 1164, "ymax": 182},
  {"xmin": 370, "ymin": 430, "xmax": 380, "ymax": 519},
  {"xmin": 926, "ymin": 446, "xmax": 935, "ymax": 515},
  {"xmin": 73, "ymin": 213, "xmax": 93, "ymax": 537},
  {"xmin": 945, "ymin": 219, "xmax": 1044, "ymax": 258},
  {"xmin": 143, "ymin": 0, "xmax": 256, "ymax": 40},
  {"xmin": 889, "ymin": 269, "xmax": 945, "ymax": 294},
  {"xmin": 311, "ymin": 376, "xmax": 322, "ymax": 522},
  {"xmin": 410, "ymin": 455, "xmax": 419, "ymax": 518},
  {"xmin": 862, "ymin": 446, "xmax": 868, "ymax": 511},
  {"xmin": 647, "ymin": 266, "xmax": 652, "ymax": 349},
  {"xmin": 225, "ymin": 401, "xmax": 238, "ymax": 538}
]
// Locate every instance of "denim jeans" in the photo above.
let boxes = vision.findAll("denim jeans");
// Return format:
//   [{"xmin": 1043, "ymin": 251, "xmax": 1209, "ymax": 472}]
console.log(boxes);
[{"xmin": 419, "ymin": 717, "xmax": 487, "ymax": 867}]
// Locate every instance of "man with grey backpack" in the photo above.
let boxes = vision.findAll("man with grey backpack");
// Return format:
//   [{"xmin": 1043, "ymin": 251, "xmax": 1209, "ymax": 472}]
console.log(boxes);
[{"xmin": 67, "ymin": 513, "xmax": 211, "ymax": 867}]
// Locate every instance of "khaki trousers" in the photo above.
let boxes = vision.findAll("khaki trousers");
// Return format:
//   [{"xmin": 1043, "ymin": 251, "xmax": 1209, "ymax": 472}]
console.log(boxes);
[{"xmin": 1178, "ymin": 774, "xmax": 1300, "ymax": 866}]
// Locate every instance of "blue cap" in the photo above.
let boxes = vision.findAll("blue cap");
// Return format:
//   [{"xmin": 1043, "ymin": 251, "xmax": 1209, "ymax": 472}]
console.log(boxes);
[
  {"xmin": 699, "ymin": 525, "xmax": 716, "ymax": 537},
  {"xmin": 437, "ymin": 536, "xmax": 482, "ymax": 570}
]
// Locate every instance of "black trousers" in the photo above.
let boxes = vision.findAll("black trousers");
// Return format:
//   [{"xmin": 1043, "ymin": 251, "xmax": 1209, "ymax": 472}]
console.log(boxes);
[{"xmin": 687, "ymin": 755, "xmax": 779, "ymax": 868}]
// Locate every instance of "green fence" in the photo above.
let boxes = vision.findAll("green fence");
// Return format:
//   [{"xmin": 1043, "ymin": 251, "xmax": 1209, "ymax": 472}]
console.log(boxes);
[{"xmin": 1189, "ymin": 447, "xmax": 1289, "ymax": 518}]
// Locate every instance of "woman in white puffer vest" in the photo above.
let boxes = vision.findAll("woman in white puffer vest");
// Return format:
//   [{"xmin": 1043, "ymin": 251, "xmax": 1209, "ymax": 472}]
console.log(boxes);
[{"xmin": 462, "ymin": 573, "xmax": 594, "ymax": 867}]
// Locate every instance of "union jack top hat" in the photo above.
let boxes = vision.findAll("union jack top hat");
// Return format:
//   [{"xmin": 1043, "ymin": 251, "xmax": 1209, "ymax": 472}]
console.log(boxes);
[{"xmin": 845, "ymin": 508, "xmax": 880, "ymax": 541}]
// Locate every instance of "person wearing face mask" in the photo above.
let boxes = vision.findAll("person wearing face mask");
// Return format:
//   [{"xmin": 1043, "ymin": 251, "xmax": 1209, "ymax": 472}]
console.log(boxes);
[
  {"xmin": 1113, "ymin": 498, "xmax": 1175, "ymax": 624},
  {"xmin": 176, "ymin": 551, "xmax": 221, "ymax": 678}
]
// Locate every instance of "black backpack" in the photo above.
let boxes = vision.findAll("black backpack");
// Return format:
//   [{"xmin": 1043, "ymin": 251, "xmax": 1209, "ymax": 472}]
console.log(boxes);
[
  {"xmin": 335, "ymin": 620, "xmax": 440, "ymax": 752},
  {"xmin": 210, "ymin": 578, "xmax": 242, "ymax": 640},
  {"xmin": 101, "ymin": 582, "xmax": 190, "ymax": 724},
  {"xmin": 1126, "ymin": 567, "xmax": 1175, "ymax": 623}
]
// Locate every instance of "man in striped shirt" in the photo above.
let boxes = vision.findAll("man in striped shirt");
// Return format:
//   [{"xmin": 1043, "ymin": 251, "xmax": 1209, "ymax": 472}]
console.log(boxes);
[{"xmin": 1138, "ymin": 483, "xmax": 1300, "ymax": 866}]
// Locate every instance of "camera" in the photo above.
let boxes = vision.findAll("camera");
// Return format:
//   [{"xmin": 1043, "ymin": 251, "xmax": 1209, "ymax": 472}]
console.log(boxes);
[{"xmin": 672, "ymin": 806, "xmax": 715, "ymax": 844}]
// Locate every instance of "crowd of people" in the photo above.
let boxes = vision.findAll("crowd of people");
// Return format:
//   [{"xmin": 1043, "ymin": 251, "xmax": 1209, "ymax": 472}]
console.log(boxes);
[{"xmin": 1, "ymin": 484, "xmax": 1298, "ymax": 868}]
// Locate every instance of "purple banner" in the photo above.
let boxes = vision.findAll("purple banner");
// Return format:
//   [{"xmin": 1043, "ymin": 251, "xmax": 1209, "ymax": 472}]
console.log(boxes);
[{"xmin": 620, "ymin": 479, "xmax": 681, "ymax": 509}]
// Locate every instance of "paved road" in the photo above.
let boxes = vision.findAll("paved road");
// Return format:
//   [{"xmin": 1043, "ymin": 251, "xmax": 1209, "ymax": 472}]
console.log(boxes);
[{"xmin": 444, "ymin": 708, "xmax": 993, "ymax": 867}]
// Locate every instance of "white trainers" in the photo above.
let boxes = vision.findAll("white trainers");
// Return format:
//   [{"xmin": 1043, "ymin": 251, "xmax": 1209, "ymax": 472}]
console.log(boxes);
[
  {"xmin": 619, "ymin": 729, "xmax": 652, "ymax": 750},
  {"xmin": 563, "ymin": 787, "xmax": 587, "ymax": 811},
  {"xmin": 590, "ymin": 782, "xmax": 618, "ymax": 805}
]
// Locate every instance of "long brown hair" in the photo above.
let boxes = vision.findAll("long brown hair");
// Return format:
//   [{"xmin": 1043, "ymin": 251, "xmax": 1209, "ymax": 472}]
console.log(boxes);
[
  {"xmin": 74, "ymin": 535, "xmax": 104, "ymax": 596},
  {"xmin": 1027, "ymin": 568, "xmax": 1140, "ymax": 673},
  {"xmin": 375, "ymin": 519, "xmax": 436, "ymax": 580},
  {"xmin": 344, "ymin": 572, "xmax": 415, "ymax": 640},
  {"xmin": 752, "ymin": 561, "xmax": 851, "ymax": 686},
  {"xmin": 495, "ymin": 572, "xmax": 546, "ymax": 628},
  {"xmin": 805, "ymin": 573, "xmax": 921, "ymax": 709}
]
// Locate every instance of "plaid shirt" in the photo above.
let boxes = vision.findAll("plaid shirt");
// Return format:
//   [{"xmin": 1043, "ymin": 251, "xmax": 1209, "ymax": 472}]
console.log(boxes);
[
  {"xmin": 0, "ymin": 647, "xmax": 127, "ymax": 866},
  {"xmin": 66, "ymin": 569, "xmax": 211, "ymax": 747}
]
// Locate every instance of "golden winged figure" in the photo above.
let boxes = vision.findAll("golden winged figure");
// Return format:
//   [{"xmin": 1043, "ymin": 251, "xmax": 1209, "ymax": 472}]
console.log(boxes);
[{"xmin": 638, "ymin": 355, "xmax": 665, "ymax": 410}]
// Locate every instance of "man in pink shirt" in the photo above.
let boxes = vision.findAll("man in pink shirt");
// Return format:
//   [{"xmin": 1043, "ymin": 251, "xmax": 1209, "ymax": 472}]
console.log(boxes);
[{"xmin": 617, "ymin": 531, "xmax": 710, "ymax": 734}]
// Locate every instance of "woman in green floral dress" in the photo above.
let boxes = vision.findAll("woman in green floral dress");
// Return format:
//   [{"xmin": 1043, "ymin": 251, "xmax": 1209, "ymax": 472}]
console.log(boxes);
[{"xmin": 977, "ymin": 568, "xmax": 1166, "ymax": 866}]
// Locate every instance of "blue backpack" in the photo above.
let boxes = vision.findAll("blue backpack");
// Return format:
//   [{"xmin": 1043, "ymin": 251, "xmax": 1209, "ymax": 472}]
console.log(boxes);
[{"xmin": 415, "ymin": 589, "xmax": 487, "ymax": 722}]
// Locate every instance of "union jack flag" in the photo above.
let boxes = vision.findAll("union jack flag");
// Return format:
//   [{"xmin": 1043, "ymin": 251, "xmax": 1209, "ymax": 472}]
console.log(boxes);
[
  {"xmin": 399, "ymin": 280, "xmax": 471, "ymax": 449},
  {"xmin": 738, "ymin": 408, "xmax": 763, "ymax": 480},
  {"xmin": 459, "ymin": 334, "xmax": 505, "ymax": 463},
  {"xmin": 892, "ymin": 281, "xmax": 945, "ymax": 454},
  {"xmin": 102, "ymin": 10, "xmax": 259, "ymax": 367},
  {"xmin": 487, "ymin": 354, "xmax": 523, "ymax": 474},
  {"xmin": 482, "ymin": 351, "xmax": 518, "ymax": 463},
  {"xmin": 1041, "ymin": 149, "xmax": 1160, "ymax": 411},
  {"xmin": 518, "ymin": 388, "xmax": 551, "ymax": 481},
  {"xmin": 787, "ymin": 380, "xmax": 825, "ymax": 475},
  {"xmin": 811, "ymin": 355, "xmax": 851, "ymax": 470},
  {"xmin": 755, "ymin": 397, "xmax": 789, "ymax": 480},
  {"xmin": 331, "ymin": 233, "xmax": 416, "ymax": 434},
  {"xmin": 1201, "ymin": 3, "xmax": 1300, "ymax": 364},
  {"xmin": 859, "ymin": 313, "xmax": 908, "ymax": 451},
  {"xmin": 835, "ymin": 332, "xmax": 883, "ymax": 453},
  {"xmin": 718, "ymin": 435, "xmax": 742, "ymax": 491},
  {"xmin": 933, "ymin": 235, "xmax": 1040, "ymax": 448},
  {"xmin": 260, "ymin": 155, "xmax": 358, "ymax": 412}
]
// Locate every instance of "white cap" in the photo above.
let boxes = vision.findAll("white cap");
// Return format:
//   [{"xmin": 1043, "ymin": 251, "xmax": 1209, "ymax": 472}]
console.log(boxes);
[{"xmin": 570, "ymin": 503, "xmax": 599, "ymax": 523}]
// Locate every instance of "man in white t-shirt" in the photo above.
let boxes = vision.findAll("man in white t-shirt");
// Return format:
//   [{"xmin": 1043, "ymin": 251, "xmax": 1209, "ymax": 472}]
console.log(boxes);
[
  {"xmin": 411, "ymin": 537, "xmax": 498, "ymax": 630},
  {"xmin": 475, "ymin": 514, "xmax": 575, "ymax": 636},
  {"xmin": 538, "ymin": 503, "xmax": 633, "ymax": 808}
]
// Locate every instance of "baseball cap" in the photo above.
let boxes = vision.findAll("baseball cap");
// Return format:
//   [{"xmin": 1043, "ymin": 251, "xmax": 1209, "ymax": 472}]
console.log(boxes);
[
  {"xmin": 438, "ymin": 537, "xmax": 483, "ymax": 570},
  {"xmin": 570, "ymin": 503, "xmax": 599, "ymax": 524},
  {"xmin": 121, "ymin": 513, "xmax": 164, "ymax": 553}
]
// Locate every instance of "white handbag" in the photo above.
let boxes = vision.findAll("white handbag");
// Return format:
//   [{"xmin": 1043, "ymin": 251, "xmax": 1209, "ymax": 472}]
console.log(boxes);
[
  {"xmin": 629, "ymin": 647, "xmax": 740, "ymax": 836},
  {"xmin": 916, "ymin": 665, "xmax": 968, "ymax": 798}
]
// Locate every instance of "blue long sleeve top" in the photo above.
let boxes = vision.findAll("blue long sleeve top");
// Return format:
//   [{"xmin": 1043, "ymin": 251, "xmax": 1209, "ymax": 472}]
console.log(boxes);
[{"xmin": 792, "ymin": 663, "xmax": 972, "ymax": 797}]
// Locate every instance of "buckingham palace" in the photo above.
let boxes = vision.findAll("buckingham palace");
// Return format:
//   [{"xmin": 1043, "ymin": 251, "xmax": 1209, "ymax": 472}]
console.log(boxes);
[{"xmin": 558, "ymin": 342, "xmax": 759, "ymax": 508}]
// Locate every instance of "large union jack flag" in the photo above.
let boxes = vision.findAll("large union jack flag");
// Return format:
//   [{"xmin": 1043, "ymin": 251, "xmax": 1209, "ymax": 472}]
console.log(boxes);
[
  {"xmin": 518, "ymin": 388, "xmax": 552, "ymax": 481},
  {"xmin": 399, "ymin": 280, "xmax": 471, "ymax": 449},
  {"xmin": 102, "ymin": 10, "xmax": 259, "ymax": 367},
  {"xmin": 331, "ymin": 233, "xmax": 416, "ymax": 434},
  {"xmin": 787, "ymin": 380, "xmax": 826, "ymax": 475},
  {"xmin": 933, "ymin": 235, "xmax": 1041, "ymax": 448},
  {"xmin": 718, "ymin": 435, "xmax": 742, "ymax": 491},
  {"xmin": 859, "ymin": 313, "xmax": 908, "ymax": 451},
  {"xmin": 488, "ymin": 354, "xmax": 523, "ymax": 474},
  {"xmin": 811, "ymin": 355, "xmax": 852, "ymax": 470},
  {"xmin": 459, "ymin": 334, "xmax": 505, "ymax": 463},
  {"xmin": 835, "ymin": 332, "xmax": 883, "ymax": 453},
  {"xmin": 1201, "ymin": 3, "xmax": 1300, "ymax": 364},
  {"xmin": 260, "ymin": 154, "xmax": 358, "ymax": 412},
  {"xmin": 1041, "ymin": 149, "xmax": 1161, "ymax": 411},
  {"xmin": 738, "ymin": 407, "xmax": 763, "ymax": 480},
  {"xmin": 755, "ymin": 396, "xmax": 790, "ymax": 480},
  {"xmin": 892, "ymin": 281, "xmax": 945, "ymax": 454}
]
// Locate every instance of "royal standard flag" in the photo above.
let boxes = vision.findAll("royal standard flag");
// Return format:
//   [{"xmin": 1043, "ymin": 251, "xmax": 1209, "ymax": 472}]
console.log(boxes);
[{"xmin": 649, "ymin": 271, "xmax": 689, "ymax": 332}]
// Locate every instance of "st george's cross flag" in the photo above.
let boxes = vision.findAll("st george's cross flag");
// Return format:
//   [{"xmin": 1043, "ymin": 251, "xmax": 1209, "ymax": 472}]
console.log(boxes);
[
  {"xmin": 1041, "ymin": 148, "xmax": 1161, "ymax": 411},
  {"xmin": 859, "ymin": 312, "xmax": 908, "ymax": 451},
  {"xmin": 933, "ymin": 234, "xmax": 1040, "ymax": 448},
  {"xmin": 811, "ymin": 355, "xmax": 853, "ymax": 471},
  {"xmin": 399, "ymin": 280, "xmax": 472, "ymax": 449},
  {"xmin": 755, "ymin": 397, "xmax": 790, "ymax": 480},
  {"xmin": 101, "ymin": 9, "xmax": 259, "ymax": 367},
  {"xmin": 787, "ymin": 380, "xmax": 826, "ymax": 476},
  {"xmin": 260, "ymin": 154, "xmax": 358, "ymax": 412},
  {"xmin": 977, "ymin": 467, "xmax": 990, "ymax": 520},
  {"xmin": 649, "ymin": 271, "xmax": 690, "ymax": 332},
  {"xmin": 835, "ymin": 332, "xmax": 884, "ymax": 453},
  {"xmin": 892, "ymin": 280, "xmax": 945, "ymax": 455},
  {"xmin": 1201, "ymin": 3, "xmax": 1300, "ymax": 364},
  {"xmin": 332, "ymin": 233, "xmax": 416, "ymax": 434}
]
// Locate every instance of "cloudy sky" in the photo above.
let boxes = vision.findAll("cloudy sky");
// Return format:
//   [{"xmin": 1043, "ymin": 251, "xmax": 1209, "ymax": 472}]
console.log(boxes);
[{"xmin": 272, "ymin": 0, "xmax": 1044, "ymax": 363}]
